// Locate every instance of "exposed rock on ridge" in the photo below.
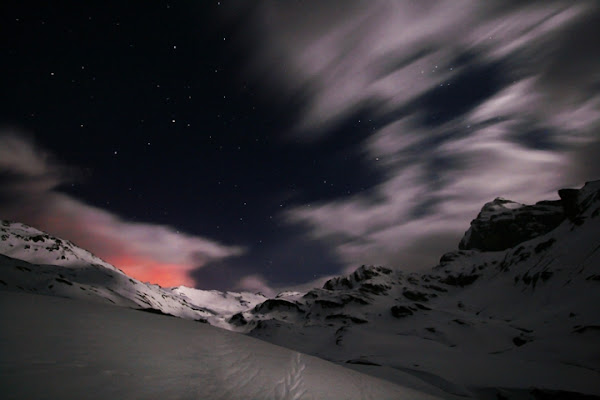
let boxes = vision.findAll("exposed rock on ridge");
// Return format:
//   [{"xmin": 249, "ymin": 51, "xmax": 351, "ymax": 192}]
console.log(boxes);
[{"xmin": 459, "ymin": 198, "xmax": 564, "ymax": 251}]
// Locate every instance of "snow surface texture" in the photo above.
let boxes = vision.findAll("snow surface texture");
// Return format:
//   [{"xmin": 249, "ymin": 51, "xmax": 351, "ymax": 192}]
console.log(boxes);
[
  {"xmin": 2, "ymin": 180, "xmax": 600, "ymax": 398},
  {"xmin": 0, "ymin": 291, "xmax": 438, "ymax": 400}
]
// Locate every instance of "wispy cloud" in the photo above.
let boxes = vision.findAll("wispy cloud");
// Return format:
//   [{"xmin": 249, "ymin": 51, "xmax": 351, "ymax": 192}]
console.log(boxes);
[
  {"xmin": 240, "ymin": 1, "xmax": 600, "ymax": 271},
  {"xmin": 0, "ymin": 132, "xmax": 244, "ymax": 287},
  {"xmin": 242, "ymin": 2, "xmax": 595, "ymax": 135},
  {"xmin": 234, "ymin": 274, "xmax": 276, "ymax": 297},
  {"xmin": 287, "ymin": 122, "xmax": 569, "ymax": 270}
]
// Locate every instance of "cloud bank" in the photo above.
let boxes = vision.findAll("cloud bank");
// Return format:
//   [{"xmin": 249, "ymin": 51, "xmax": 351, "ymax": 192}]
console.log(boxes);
[
  {"xmin": 239, "ymin": 1, "xmax": 600, "ymax": 271},
  {"xmin": 0, "ymin": 132, "xmax": 244, "ymax": 287}
]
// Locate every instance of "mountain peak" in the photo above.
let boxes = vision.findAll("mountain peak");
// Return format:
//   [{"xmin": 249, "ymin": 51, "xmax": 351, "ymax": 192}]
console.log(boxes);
[
  {"xmin": 458, "ymin": 180, "xmax": 600, "ymax": 252},
  {"xmin": 0, "ymin": 219, "xmax": 121, "ymax": 273},
  {"xmin": 459, "ymin": 198, "xmax": 562, "ymax": 252},
  {"xmin": 322, "ymin": 265, "xmax": 392, "ymax": 291}
]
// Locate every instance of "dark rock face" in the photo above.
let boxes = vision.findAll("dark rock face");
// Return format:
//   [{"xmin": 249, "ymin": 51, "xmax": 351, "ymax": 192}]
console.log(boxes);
[
  {"xmin": 413, "ymin": 303, "xmax": 431, "ymax": 310},
  {"xmin": 402, "ymin": 290, "xmax": 429, "ymax": 302},
  {"xmin": 138, "ymin": 308, "xmax": 175, "ymax": 318},
  {"xmin": 512, "ymin": 336, "xmax": 531, "ymax": 346},
  {"xmin": 253, "ymin": 299, "xmax": 304, "ymax": 314},
  {"xmin": 228, "ymin": 312, "xmax": 248, "ymax": 326},
  {"xmin": 572, "ymin": 325, "xmax": 600, "ymax": 334},
  {"xmin": 459, "ymin": 198, "xmax": 565, "ymax": 251},
  {"xmin": 558, "ymin": 189, "xmax": 580, "ymax": 220},
  {"xmin": 325, "ymin": 314, "xmax": 368, "ymax": 324},
  {"xmin": 338, "ymin": 294, "xmax": 371, "ymax": 305},
  {"xmin": 391, "ymin": 305, "xmax": 413, "ymax": 318},
  {"xmin": 323, "ymin": 265, "xmax": 392, "ymax": 290},
  {"xmin": 302, "ymin": 290, "xmax": 371, "ymax": 306},
  {"xmin": 359, "ymin": 283, "xmax": 391, "ymax": 295},
  {"xmin": 535, "ymin": 238, "xmax": 556, "ymax": 253},
  {"xmin": 440, "ymin": 273, "xmax": 479, "ymax": 287},
  {"xmin": 438, "ymin": 250, "xmax": 474, "ymax": 267},
  {"xmin": 314, "ymin": 299, "xmax": 344, "ymax": 309},
  {"xmin": 346, "ymin": 359, "xmax": 381, "ymax": 366}
]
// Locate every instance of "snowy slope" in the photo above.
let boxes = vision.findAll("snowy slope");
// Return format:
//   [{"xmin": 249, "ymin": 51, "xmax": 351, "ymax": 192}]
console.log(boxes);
[
  {"xmin": 171, "ymin": 285, "xmax": 268, "ymax": 330},
  {"xmin": 0, "ymin": 221, "xmax": 122, "ymax": 271},
  {"xmin": 0, "ymin": 220, "xmax": 260, "ymax": 323},
  {"xmin": 2, "ymin": 181, "xmax": 600, "ymax": 398},
  {"xmin": 0, "ymin": 290, "xmax": 440, "ymax": 400},
  {"xmin": 237, "ymin": 181, "xmax": 600, "ymax": 398}
]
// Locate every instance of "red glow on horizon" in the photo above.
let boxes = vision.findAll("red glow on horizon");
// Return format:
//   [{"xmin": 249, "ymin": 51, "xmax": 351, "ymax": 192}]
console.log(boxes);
[{"xmin": 106, "ymin": 255, "xmax": 196, "ymax": 288}]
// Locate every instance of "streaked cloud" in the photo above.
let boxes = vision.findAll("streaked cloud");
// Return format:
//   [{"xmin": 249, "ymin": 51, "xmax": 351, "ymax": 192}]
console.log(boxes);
[
  {"xmin": 0, "ymin": 132, "xmax": 244, "ymax": 287},
  {"xmin": 234, "ymin": 274, "xmax": 276, "ymax": 297},
  {"xmin": 241, "ymin": 2, "xmax": 594, "ymax": 135},
  {"xmin": 286, "ymin": 120, "xmax": 569, "ymax": 270},
  {"xmin": 238, "ymin": 1, "xmax": 600, "ymax": 271}
]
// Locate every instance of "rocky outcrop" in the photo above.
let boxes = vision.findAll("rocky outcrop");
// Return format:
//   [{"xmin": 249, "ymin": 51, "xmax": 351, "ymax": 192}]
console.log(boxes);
[
  {"xmin": 391, "ymin": 305, "xmax": 414, "ymax": 318},
  {"xmin": 253, "ymin": 299, "xmax": 304, "ymax": 314},
  {"xmin": 564, "ymin": 180, "xmax": 600, "ymax": 222},
  {"xmin": 558, "ymin": 189, "xmax": 580, "ymax": 221},
  {"xmin": 459, "ymin": 198, "xmax": 565, "ymax": 251},
  {"xmin": 228, "ymin": 312, "xmax": 248, "ymax": 326},
  {"xmin": 457, "ymin": 181, "xmax": 600, "ymax": 252},
  {"xmin": 323, "ymin": 265, "xmax": 392, "ymax": 290}
]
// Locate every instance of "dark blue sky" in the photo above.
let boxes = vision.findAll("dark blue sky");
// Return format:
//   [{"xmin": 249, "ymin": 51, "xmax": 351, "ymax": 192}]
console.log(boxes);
[{"xmin": 1, "ymin": 1, "xmax": 599, "ymax": 293}]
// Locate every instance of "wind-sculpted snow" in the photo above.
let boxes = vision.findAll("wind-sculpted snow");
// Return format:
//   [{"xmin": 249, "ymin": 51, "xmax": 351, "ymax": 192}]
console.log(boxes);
[
  {"xmin": 0, "ymin": 291, "xmax": 439, "ymax": 400},
  {"xmin": 275, "ymin": 353, "xmax": 307, "ymax": 400}
]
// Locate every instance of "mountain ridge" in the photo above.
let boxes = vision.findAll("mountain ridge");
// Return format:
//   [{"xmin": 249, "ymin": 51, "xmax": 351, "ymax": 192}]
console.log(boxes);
[{"xmin": 1, "ymin": 180, "xmax": 599, "ymax": 398}]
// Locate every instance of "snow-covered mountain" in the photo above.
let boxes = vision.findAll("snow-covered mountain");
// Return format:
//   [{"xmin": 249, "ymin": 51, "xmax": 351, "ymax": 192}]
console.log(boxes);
[
  {"xmin": 0, "ymin": 220, "xmax": 265, "ymax": 324},
  {"xmin": 227, "ymin": 180, "xmax": 600, "ymax": 398},
  {"xmin": 2, "ymin": 180, "xmax": 599, "ymax": 398}
]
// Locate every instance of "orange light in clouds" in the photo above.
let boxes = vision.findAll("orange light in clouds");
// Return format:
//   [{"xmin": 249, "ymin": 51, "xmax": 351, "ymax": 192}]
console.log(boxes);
[{"xmin": 106, "ymin": 255, "xmax": 195, "ymax": 288}]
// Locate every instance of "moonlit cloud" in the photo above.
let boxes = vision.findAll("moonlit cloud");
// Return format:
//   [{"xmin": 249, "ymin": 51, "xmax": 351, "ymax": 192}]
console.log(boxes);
[
  {"xmin": 242, "ymin": 2, "xmax": 595, "ymax": 135},
  {"xmin": 240, "ymin": 1, "xmax": 600, "ymax": 271},
  {"xmin": 0, "ymin": 131, "xmax": 66, "ymax": 193},
  {"xmin": 286, "ymin": 117, "xmax": 571, "ymax": 271},
  {"xmin": 0, "ymin": 133, "xmax": 244, "ymax": 287},
  {"xmin": 234, "ymin": 274, "xmax": 275, "ymax": 297}
]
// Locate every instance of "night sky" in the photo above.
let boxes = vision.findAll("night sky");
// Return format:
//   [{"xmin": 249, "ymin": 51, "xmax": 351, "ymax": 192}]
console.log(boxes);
[{"xmin": 1, "ymin": 1, "xmax": 599, "ymax": 294}]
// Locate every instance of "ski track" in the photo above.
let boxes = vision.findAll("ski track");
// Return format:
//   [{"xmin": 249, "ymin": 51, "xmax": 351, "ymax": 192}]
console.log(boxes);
[{"xmin": 275, "ymin": 353, "xmax": 308, "ymax": 400}]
